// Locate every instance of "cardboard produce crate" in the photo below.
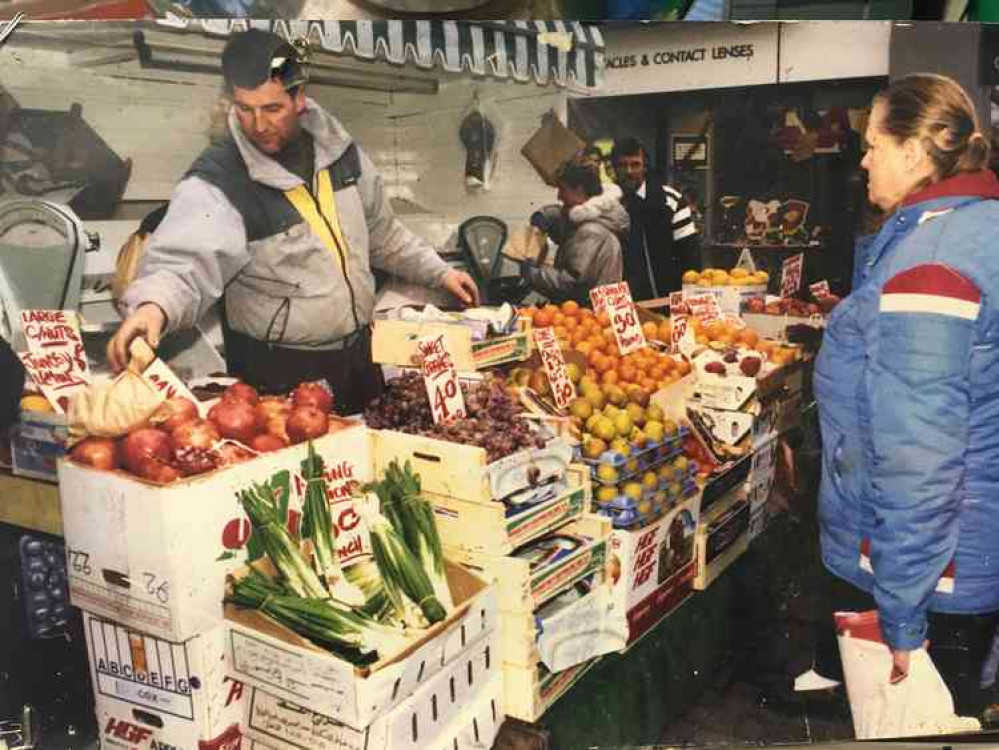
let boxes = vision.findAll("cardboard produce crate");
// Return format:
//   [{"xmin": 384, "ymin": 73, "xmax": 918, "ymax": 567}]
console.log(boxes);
[
  {"xmin": 607, "ymin": 492, "xmax": 701, "ymax": 645},
  {"xmin": 498, "ymin": 581, "xmax": 627, "ymax": 671},
  {"xmin": 694, "ymin": 486, "xmax": 750, "ymax": 591},
  {"xmin": 371, "ymin": 317, "xmax": 530, "ymax": 372},
  {"xmin": 502, "ymin": 658, "xmax": 595, "ymax": 723},
  {"xmin": 85, "ymin": 612, "xmax": 246, "ymax": 750},
  {"xmin": 445, "ymin": 515, "xmax": 611, "ymax": 615},
  {"xmin": 431, "ymin": 464, "xmax": 591, "ymax": 555},
  {"xmin": 59, "ymin": 423, "xmax": 372, "ymax": 642},
  {"xmin": 241, "ymin": 631, "xmax": 500, "ymax": 750},
  {"xmin": 225, "ymin": 561, "xmax": 496, "ymax": 729},
  {"xmin": 372, "ymin": 429, "xmax": 575, "ymax": 506}
]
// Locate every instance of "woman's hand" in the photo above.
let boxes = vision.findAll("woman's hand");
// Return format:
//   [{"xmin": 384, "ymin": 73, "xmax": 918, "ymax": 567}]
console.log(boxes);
[{"xmin": 889, "ymin": 640, "xmax": 930, "ymax": 683}]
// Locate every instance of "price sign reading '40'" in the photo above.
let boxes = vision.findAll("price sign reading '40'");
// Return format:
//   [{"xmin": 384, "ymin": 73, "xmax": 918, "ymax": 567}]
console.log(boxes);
[
  {"xmin": 590, "ymin": 282, "xmax": 647, "ymax": 356},
  {"xmin": 417, "ymin": 334, "xmax": 465, "ymax": 425},
  {"xmin": 533, "ymin": 326, "xmax": 576, "ymax": 410}
]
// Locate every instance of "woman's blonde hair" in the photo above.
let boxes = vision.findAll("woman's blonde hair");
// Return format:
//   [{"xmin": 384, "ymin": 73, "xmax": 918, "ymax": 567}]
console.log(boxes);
[{"xmin": 874, "ymin": 73, "xmax": 990, "ymax": 182}]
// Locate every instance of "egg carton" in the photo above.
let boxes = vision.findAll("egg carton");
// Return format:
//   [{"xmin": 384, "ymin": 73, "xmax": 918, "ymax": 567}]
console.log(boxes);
[
  {"xmin": 588, "ymin": 444, "xmax": 693, "ymax": 486},
  {"xmin": 592, "ymin": 478, "xmax": 700, "ymax": 530},
  {"xmin": 578, "ymin": 426, "xmax": 689, "ymax": 472}
]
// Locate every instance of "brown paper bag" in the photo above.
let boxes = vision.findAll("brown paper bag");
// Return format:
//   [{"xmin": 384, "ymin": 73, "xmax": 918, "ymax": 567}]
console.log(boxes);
[
  {"xmin": 521, "ymin": 111, "xmax": 585, "ymax": 187},
  {"xmin": 66, "ymin": 339, "xmax": 164, "ymax": 442},
  {"xmin": 505, "ymin": 226, "xmax": 548, "ymax": 263}
]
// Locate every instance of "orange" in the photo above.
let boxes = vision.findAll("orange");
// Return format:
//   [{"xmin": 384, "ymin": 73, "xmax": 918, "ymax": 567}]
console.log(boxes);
[
  {"xmin": 640, "ymin": 377, "xmax": 657, "ymax": 392},
  {"xmin": 561, "ymin": 300, "xmax": 581, "ymax": 317},
  {"xmin": 563, "ymin": 317, "xmax": 579, "ymax": 332},
  {"xmin": 650, "ymin": 366, "xmax": 666, "ymax": 381},
  {"xmin": 596, "ymin": 311, "xmax": 611, "ymax": 327},
  {"xmin": 658, "ymin": 320, "xmax": 672, "ymax": 342},
  {"xmin": 535, "ymin": 308, "xmax": 555, "ymax": 327},
  {"xmin": 677, "ymin": 360, "xmax": 692, "ymax": 376},
  {"xmin": 552, "ymin": 312, "xmax": 567, "ymax": 327},
  {"xmin": 619, "ymin": 364, "xmax": 638, "ymax": 384},
  {"xmin": 554, "ymin": 325, "xmax": 568, "ymax": 340},
  {"xmin": 520, "ymin": 306, "xmax": 537, "ymax": 320},
  {"xmin": 594, "ymin": 356, "xmax": 614, "ymax": 375},
  {"xmin": 601, "ymin": 370, "xmax": 619, "ymax": 386},
  {"xmin": 588, "ymin": 349, "xmax": 605, "ymax": 367},
  {"xmin": 576, "ymin": 341, "xmax": 593, "ymax": 357},
  {"xmin": 642, "ymin": 321, "xmax": 659, "ymax": 340},
  {"xmin": 738, "ymin": 329, "xmax": 760, "ymax": 348},
  {"xmin": 696, "ymin": 334, "xmax": 710, "ymax": 345},
  {"xmin": 706, "ymin": 320, "xmax": 726, "ymax": 340}
]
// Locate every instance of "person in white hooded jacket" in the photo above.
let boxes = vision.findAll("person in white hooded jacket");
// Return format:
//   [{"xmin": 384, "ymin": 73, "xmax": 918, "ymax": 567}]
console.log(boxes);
[{"xmin": 524, "ymin": 160, "xmax": 629, "ymax": 305}]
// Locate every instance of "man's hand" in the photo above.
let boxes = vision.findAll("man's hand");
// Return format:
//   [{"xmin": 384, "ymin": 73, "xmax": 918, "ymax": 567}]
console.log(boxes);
[
  {"xmin": 441, "ymin": 269, "xmax": 480, "ymax": 308},
  {"xmin": 107, "ymin": 303, "xmax": 166, "ymax": 373}
]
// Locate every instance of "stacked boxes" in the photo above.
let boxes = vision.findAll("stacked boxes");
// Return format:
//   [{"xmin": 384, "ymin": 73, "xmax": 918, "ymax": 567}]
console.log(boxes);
[
  {"xmin": 376, "ymin": 427, "xmax": 621, "ymax": 722},
  {"xmin": 60, "ymin": 424, "xmax": 501, "ymax": 750}
]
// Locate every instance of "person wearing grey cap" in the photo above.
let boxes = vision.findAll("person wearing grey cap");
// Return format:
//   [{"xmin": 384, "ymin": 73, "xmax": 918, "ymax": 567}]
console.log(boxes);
[{"xmin": 108, "ymin": 29, "xmax": 479, "ymax": 414}]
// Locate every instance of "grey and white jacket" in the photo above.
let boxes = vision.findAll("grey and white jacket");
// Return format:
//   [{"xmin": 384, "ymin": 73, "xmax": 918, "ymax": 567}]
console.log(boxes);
[
  {"xmin": 525, "ymin": 184, "xmax": 629, "ymax": 305},
  {"xmin": 123, "ymin": 99, "xmax": 451, "ymax": 349}
]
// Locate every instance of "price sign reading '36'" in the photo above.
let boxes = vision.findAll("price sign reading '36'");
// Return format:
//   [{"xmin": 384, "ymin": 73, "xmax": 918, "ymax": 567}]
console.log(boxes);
[{"xmin": 417, "ymin": 334, "xmax": 465, "ymax": 424}]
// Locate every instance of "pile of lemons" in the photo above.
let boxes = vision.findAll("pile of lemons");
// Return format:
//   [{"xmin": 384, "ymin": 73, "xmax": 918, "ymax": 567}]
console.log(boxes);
[{"xmin": 682, "ymin": 267, "xmax": 769, "ymax": 287}]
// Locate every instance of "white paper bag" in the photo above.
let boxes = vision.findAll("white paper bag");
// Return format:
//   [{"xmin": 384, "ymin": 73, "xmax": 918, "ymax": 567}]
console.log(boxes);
[{"xmin": 835, "ymin": 610, "xmax": 981, "ymax": 739}]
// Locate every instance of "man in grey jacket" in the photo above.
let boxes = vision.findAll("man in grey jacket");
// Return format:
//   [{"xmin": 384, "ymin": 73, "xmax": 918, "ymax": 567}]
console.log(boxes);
[
  {"xmin": 109, "ymin": 29, "xmax": 478, "ymax": 413},
  {"xmin": 524, "ymin": 160, "xmax": 628, "ymax": 305}
]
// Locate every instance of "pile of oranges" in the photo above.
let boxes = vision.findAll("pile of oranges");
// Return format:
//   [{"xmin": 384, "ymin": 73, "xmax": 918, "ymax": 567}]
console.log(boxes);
[{"xmin": 519, "ymin": 301, "xmax": 691, "ymax": 395}]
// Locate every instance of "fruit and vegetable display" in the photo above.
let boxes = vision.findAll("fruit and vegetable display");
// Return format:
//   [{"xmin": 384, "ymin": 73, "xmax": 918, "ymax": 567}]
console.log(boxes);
[
  {"xmin": 364, "ymin": 371, "xmax": 546, "ymax": 462},
  {"xmin": 744, "ymin": 296, "xmax": 834, "ymax": 316},
  {"xmin": 68, "ymin": 380, "xmax": 340, "ymax": 484},
  {"xmin": 225, "ymin": 454, "xmax": 452, "ymax": 665},
  {"xmin": 682, "ymin": 267, "xmax": 769, "ymax": 288}
]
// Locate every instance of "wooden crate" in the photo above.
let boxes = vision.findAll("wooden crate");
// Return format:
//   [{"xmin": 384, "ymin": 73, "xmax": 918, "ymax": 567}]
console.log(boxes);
[
  {"xmin": 373, "ymin": 429, "xmax": 575, "ymax": 506},
  {"xmin": 371, "ymin": 317, "xmax": 530, "ymax": 372},
  {"xmin": 431, "ymin": 465, "xmax": 591, "ymax": 556},
  {"xmin": 502, "ymin": 659, "xmax": 596, "ymax": 724},
  {"xmin": 445, "ymin": 515, "xmax": 611, "ymax": 614}
]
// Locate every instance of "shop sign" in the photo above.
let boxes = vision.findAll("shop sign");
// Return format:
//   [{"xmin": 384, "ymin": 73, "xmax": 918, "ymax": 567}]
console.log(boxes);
[
  {"xmin": 418, "ymin": 334, "xmax": 465, "ymax": 424},
  {"xmin": 19, "ymin": 309, "xmax": 90, "ymax": 412},
  {"xmin": 780, "ymin": 253, "xmax": 804, "ymax": 298},
  {"xmin": 534, "ymin": 327, "xmax": 576, "ymax": 410},
  {"xmin": 601, "ymin": 23, "xmax": 779, "ymax": 96}
]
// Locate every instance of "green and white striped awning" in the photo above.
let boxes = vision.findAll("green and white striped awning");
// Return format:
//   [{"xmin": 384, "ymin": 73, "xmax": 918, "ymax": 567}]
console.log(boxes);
[{"xmin": 158, "ymin": 19, "xmax": 606, "ymax": 89}]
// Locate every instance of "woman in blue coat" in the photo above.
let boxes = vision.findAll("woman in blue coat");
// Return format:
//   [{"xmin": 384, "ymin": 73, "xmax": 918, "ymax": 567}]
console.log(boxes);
[{"xmin": 813, "ymin": 73, "xmax": 999, "ymax": 719}]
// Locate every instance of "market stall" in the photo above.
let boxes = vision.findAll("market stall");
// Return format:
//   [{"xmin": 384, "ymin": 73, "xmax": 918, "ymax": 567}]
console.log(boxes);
[{"xmin": 0, "ymin": 20, "xmax": 898, "ymax": 750}]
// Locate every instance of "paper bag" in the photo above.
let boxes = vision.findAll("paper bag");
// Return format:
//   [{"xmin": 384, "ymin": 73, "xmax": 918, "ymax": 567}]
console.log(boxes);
[
  {"xmin": 66, "ymin": 339, "xmax": 165, "ymax": 442},
  {"xmin": 835, "ymin": 610, "xmax": 981, "ymax": 739},
  {"xmin": 505, "ymin": 226, "xmax": 548, "ymax": 263},
  {"xmin": 521, "ymin": 111, "xmax": 585, "ymax": 187}
]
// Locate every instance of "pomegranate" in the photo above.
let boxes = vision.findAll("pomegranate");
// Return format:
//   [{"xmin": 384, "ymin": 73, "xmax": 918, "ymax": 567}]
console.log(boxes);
[
  {"xmin": 286, "ymin": 405, "xmax": 329, "ymax": 444},
  {"xmin": 222, "ymin": 382, "xmax": 260, "ymax": 405},
  {"xmin": 154, "ymin": 397, "xmax": 199, "ymax": 433},
  {"xmin": 137, "ymin": 458, "xmax": 181, "ymax": 484},
  {"xmin": 250, "ymin": 434, "xmax": 286, "ymax": 453},
  {"xmin": 70, "ymin": 437, "xmax": 119, "ymax": 471},
  {"xmin": 254, "ymin": 397, "xmax": 291, "ymax": 431},
  {"xmin": 292, "ymin": 381, "xmax": 333, "ymax": 413},
  {"xmin": 121, "ymin": 428, "xmax": 173, "ymax": 476},
  {"xmin": 208, "ymin": 400, "xmax": 258, "ymax": 444},
  {"xmin": 170, "ymin": 419, "xmax": 220, "ymax": 451}
]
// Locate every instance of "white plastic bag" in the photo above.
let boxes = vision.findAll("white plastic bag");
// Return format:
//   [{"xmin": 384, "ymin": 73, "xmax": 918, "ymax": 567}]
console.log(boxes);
[{"xmin": 835, "ymin": 610, "xmax": 981, "ymax": 739}]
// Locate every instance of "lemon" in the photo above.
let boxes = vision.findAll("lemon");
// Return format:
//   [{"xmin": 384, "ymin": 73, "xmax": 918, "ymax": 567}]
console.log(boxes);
[{"xmin": 20, "ymin": 395, "xmax": 54, "ymax": 413}]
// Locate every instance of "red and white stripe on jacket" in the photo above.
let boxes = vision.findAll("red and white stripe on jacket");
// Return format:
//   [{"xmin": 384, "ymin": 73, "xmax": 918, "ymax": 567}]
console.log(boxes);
[{"xmin": 879, "ymin": 262, "xmax": 981, "ymax": 321}]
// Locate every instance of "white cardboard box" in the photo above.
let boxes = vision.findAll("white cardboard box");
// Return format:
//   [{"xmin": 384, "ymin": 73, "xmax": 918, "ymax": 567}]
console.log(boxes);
[
  {"xmin": 608, "ymin": 493, "xmax": 701, "ymax": 645},
  {"xmin": 241, "ymin": 631, "xmax": 500, "ymax": 750},
  {"xmin": 60, "ymin": 424, "xmax": 372, "ymax": 642},
  {"xmin": 225, "ymin": 562, "xmax": 497, "ymax": 730},
  {"xmin": 86, "ymin": 612, "xmax": 247, "ymax": 750}
]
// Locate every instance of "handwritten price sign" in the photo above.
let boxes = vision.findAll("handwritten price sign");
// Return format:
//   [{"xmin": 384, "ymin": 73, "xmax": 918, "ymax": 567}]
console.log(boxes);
[
  {"xmin": 417, "ymin": 334, "xmax": 465, "ymax": 424},
  {"xmin": 670, "ymin": 292, "xmax": 690, "ymax": 355},
  {"xmin": 19, "ymin": 309, "xmax": 90, "ymax": 413},
  {"xmin": 683, "ymin": 293, "xmax": 723, "ymax": 324},
  {"xmin": 781, "ymin": 253, "xmax": 804, "ymax": 298},
  {"xmin": 809, "ymin": 279, "xmax": 831, "ymax": 298},
  {"xmin": 591, "ymin": 282, "xmax": 646, "ymax": 356},
  {"xmin": 534, "ymin": 327, "xmax": 576, "ymax": 410}
]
